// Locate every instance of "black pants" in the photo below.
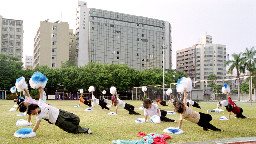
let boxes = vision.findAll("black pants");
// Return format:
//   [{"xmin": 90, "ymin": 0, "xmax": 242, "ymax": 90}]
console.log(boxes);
[
  {"xmin": 55, "ymin": 109, "xmax": 89, "ymax": 134},
  {"xmin": 187, "ymin": 102, "xmax": 201, "ymax": 109},
  {"xmin": 193, "ymin": 102, "xmax": 201, "ymax": 109},
  {"xmin": 124, "ymin": 103, "xmax": 140, "ymax": 115},
  {"xmin": 99, "ymin": 100, "xmax": 109, "ymax": 110},
  {"xmin": 160, "ymin": 110, "xmax": 175, "ymax": 122},
  {"xmin": 83, "ymin": 100, "xmax": 92, "ymax": 107},
  {"xmin": 160, "ymin": 101, "xmax": 168, "ymax": 106},
  {"xmin": 197, "ymin": 112, "xmax": 221, "ymax": 131},
  {"xmin": 236, "ymin": 107, "xmax": 246, "ymax": 118}
]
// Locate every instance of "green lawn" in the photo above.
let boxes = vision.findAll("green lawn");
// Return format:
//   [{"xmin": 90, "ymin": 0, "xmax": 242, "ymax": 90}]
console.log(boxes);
[{"xmin": 0, "ymin": 100, "xmax": 255, "ymax": 144}]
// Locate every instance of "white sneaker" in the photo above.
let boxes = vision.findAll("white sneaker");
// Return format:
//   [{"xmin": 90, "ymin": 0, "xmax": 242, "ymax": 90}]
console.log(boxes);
[{"xmin": 88, "ymin": 129, "xmax": 92, "ymax": 134}]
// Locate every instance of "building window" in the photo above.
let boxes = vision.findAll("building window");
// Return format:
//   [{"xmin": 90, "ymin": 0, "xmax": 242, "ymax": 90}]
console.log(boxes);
[
  {"xmin": 92, "ymin": 27, "xmax": 94, "ymax": 30},
  {"xmin": 110, "ymin": 24, "xmax": 114, "ymax": 27},
  {"xmin": 117, "ymin": 51, "xmax": 119, "ymax": 54},
  {"xmin": 16, "ymin": 42, "xmax": 21, "ymax": 46},
  {"xmin": 52, "ymin": 48, "xmax": 56, "ymax": 52},
  {"xmin": 16, "ymin": 35, "xmax": 21, "ymax": 39},
  {"xmin": 117, "ymin": 57, "xmax": 119, "ymax": 59},
  {"xmin": 52, "ymin": 55, "xmax": 56, "ymax": 60},
  {"xmin": 69, "ymin": 50, "xmax": 72, "ymax": 54},
  {"xmin": 69, "ymin": 45, "xmax": 72, "ymax": 48},
  {"xmin": 52, "ymin": 63, "xmax": 56, "ymax": 67},
  {"xmin": 52, "ymin": 41, "xmax": 57, "ymax": 45},
  {"xmin": 52, "ymin": 33, "xmax": 57, "ymax": 38},
  {"xmin": 16, "ymin": 28, "xmax": 21, "ymax": 32},
  {"xmin": 52, "ymin": 26, "xmax": 57, "ymax": 30}
]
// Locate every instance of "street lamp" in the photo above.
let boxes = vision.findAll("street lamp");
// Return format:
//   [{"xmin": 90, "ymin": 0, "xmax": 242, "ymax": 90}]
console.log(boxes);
[{"xmin": 162, "ymin": 43, "xmax": 167, "ymax": 101}]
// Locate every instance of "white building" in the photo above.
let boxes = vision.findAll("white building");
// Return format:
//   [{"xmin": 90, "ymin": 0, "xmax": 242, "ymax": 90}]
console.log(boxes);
[
  {"xmin": 0, "ymin": 15, "xmax": 23, "ymax": 61},
  {"xmin": 76, "ymin": 1, "xmax": 172, "ymax": 70},
  {"xmin": 195, "ymin": 35, "xmax": 226, "ymax": 90},
  {"xmin": 24, "ymin": 56, "xmax": 33, "ymax": 69}
]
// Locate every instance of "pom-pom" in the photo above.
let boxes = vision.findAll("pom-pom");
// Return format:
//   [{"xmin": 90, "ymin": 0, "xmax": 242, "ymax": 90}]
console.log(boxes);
[
  {"xmin": 84, "ymin": 108, "xmax": 93, "ymax": 111},
  {"xmin": 110, "ymin": 86, "xmax": 116, "ymax": 95},
  {"xmin": 88, "ymin": 86, "xmax": 95, "ymax": 92},
  {"xmin": 150, "ymin": 115, "xmax": 161, "ymax": 123},
  {"xmin": 29, "ymin": 72, "xmax": 48, "ymax": 89},
  {"xmin": 219, "ymin": 116, "xmax": 229, "ymax": 120},
  {"xmin": 10, "ymin": 86, "xmax": 16, "ymax": 93},
  {"xmin": 74, "ymin": 105, "xmax": 80, "ymax": 107},
  {"xmin": 176, "ymin": 77, "xmax": 192, "ymax": 93},
  {"xmin": 222, "ymin": 84, "xmax": 230, "ymax": 94},
  {"xmin": 15, "ymin": 77, "xmax": 28, "ymax": 91},
  {"xmin": 142, "ymin": 86, "xmax": 147, "ymax": 92},
  {"xmin": 135, "ymin": 118, "xmax": 147, "ymax": 123},
  {"xmin": 16, "ymin": 113, "xmax": 28, "ymax": 116},
  {"xmin": 16, "ymin": 119, "xmax": 32, "ymax": 126},
  {"xmin": 13, "ymin": 128, "xmax": 36, "ymax": 138},
  {"xmin": 220, "ymin": 100, "xmax": 228, "ymax": 107},
  {"xmin": 108, "ymin": 112, "xmax": 117, "ymax": 115},
  {"xmin": 166, "ymin": 88, "xmax": 172, "ymax": 96},
  {"xmin": 9, "ymin": 108, "xmax": 16, "ymax": 111},
  {"xmin": 213, "ymin": 108, "xmax": 224, "ymax": 112},
  {"xmin": 163, "ymin": 127, "xmax": 184, "ymax": 134},
  {"xmin": 188, "ymin": 100, "xmax": 194, "ymax": 105},
  {"xmin": 79, "ymin": 89, "xmax": 83, "ymax": 93},
  {"xmin": 102, "ymin": 90, "xmax": 106, "ymax": 95},
  {"xmin": 167, "ymin": 111, "xmax": 176, "ymax": 114}
]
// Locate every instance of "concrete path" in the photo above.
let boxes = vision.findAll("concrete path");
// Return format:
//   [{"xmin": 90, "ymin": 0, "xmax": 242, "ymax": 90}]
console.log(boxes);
[{"xmin": 182, "ymin": 136, "xmax": 256, "ymax": 144}]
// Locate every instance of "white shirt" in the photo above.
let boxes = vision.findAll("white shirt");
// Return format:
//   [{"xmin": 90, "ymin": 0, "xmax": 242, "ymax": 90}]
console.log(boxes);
[
  {"xmin": 116, "ymin": 98, "xmax": 126, "ymax": 108},
  {"xmin": 180, "ymin": 106, "xmax": 200, "ymax": 124},
  {"xmin": 92, "ymin": 95, "xmax": 99, "ymax": 107},
  {"xmin": 36, "ymin": 99, "xmax": 59, "ymax": 124},
  {"xmin": 144, "ymin": 103, "xmax": 161, "ymax": 117}
]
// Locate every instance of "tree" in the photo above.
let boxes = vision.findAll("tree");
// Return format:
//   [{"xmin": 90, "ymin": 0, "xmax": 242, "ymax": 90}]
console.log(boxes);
[
  {"xmin": 208, "ymin": 74, "xmax": 217, "ymax": 92},
  {"xmin": 225, "ymin": 52, "xmax": 245, "ymax": 101},
  {"xmin": 0, "ymin": 54, "xmax": 23, "ymax": 90},
  {"xmin": 243, "ymin": 47, "xmax": 256, "ymax": 101}
]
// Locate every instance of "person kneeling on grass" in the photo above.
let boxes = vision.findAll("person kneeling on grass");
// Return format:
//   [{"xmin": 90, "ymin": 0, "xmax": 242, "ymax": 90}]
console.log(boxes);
[
  {"xmin": 144, "ymin": 98, "xmax": 175, "ymax": 122},
  {"xmin": 28, "ymin": 87, "xmax": 92, "ymax": 134}
]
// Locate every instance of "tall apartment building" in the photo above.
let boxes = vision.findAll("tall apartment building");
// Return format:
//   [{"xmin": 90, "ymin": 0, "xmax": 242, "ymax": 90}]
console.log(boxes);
[
  {"xmin": 33, "ymin": 21, "xmax": 71, "ymax": 69},
  {"xmin": 176, "ymin": 35, "xmax": 226, "ymax": 91},
  {"xmin": 69, "ymin": 29, "xmax": 76, "ymax": 65},
  {"xmin": 0, "ymin": 15, "xmax": 23, "ymax": 61},
  {"xmin": 24, "ymin": 55, "xmax": 33, "ymax": 69},
  {"xmin": 76, "ymin": 1, "xmax": 172, "ymax": 70},
  {"xmin": 176, "ymin": 46, "xmax": 196, "ymax": 81}
]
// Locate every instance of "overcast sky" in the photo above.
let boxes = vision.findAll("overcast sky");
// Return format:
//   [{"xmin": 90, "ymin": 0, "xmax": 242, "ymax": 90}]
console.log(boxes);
[{"xmin": 0, "ymin": 0, "xmax": 255, "ymax": 69}]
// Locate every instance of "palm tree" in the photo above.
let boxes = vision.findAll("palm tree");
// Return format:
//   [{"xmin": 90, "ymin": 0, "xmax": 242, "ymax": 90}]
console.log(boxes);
[
  {"xmin": 243, "ymin": 47, "xmax": 256, "ymax": 102},
  {"xmin": 225, "ymin": 52, "xmax": 245, "ymax": 101}
]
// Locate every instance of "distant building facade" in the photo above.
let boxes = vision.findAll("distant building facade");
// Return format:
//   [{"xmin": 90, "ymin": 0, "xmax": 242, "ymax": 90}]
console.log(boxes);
[
  {"xmin": 176, "ymin": 46, "xmax": 196, "ymax": 81},
  {"xmin": 33, "ymin": 21, "xmax": 71, "ymax": 69},
  {"xmin": 76, "ymin": 1, "xmax": 172, "ymax": 70},
  {"xmin": 24, "ymin": 56, "xmax": 33, "ymax": 69},
  {"xmin": 0, "ymin": 15, "xmax": 23, "ymax": 61},
  {"xmin": 176, "ymin": 35, "xmax": 226, "ymax": 90}
]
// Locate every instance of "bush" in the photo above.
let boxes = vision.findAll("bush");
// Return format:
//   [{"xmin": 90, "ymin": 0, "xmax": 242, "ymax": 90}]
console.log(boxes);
[{"xmin": 6, "ymin": 94, "xmax": 17, "ymax": 100}]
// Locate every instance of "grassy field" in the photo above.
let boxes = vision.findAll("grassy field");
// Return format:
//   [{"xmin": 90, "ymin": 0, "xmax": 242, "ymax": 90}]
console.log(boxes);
[{"xmin": 0, "ymin": 100, "xmax": 256, "ymax": 144}]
